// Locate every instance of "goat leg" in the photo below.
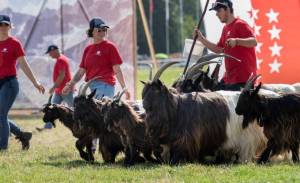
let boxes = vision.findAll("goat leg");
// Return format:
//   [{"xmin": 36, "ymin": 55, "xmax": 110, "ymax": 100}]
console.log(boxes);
[
  {"xmin": 291, "ymin": 143, "xmax": 300, "ymax": 163},
  {"xmin": 85, "ymin": 138, "xmax": 95, "ymax": 162},
  {"xmin": 258, "ymin": 139, "xmax": 274, "ymax": 164},
  {"xmin": 75, "ymin": 139, "xmax": 91, "ymax": 162}
]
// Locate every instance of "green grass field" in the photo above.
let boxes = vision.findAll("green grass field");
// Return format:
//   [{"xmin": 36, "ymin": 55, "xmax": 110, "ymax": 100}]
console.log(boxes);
[{"xmin": 1, "ymin": 67, "xmax": 300, "ymax": 182}]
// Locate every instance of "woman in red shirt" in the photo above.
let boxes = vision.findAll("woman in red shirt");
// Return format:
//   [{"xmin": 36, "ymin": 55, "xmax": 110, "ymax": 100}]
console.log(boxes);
[
  {"xmin": 63, "ymin": 17, "xmax": 130, "ymax": 99},
  {"xmin": 0, "ymin": 15, "xmax": 45, "ymax": 150}
]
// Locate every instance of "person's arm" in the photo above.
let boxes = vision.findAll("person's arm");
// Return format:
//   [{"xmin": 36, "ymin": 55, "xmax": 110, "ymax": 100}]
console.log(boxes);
[
  {"xmin": 62, "ymin": 68, "xmax": 86, "ymax": 95},
  {"xmin": 194, "ymin": 29, "xmax": 224, "ymax": 53},
  {"xmin": 226, "ymin": 37, "xmax": 257, "ymax": 48},
  {"xmin": 113, "ymin": 64, "xmax": 130, "ymax": 100},
  {"xmin": 49, "ymin": 70, "xmax": 65, "ymax": 94},
  {"xmin": 17, "ymin": 56, "xmax": 45, "ymax": 94}
]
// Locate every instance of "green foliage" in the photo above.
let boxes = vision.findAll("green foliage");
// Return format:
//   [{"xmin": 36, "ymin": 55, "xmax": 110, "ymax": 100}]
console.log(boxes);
[{"xmin": 136, "ymin": 0, "xmax": 205, "ymax": 55}]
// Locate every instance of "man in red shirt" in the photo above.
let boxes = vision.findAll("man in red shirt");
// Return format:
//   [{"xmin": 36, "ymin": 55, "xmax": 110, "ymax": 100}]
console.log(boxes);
[
  {"xmin": 37, "ymin": 45, "xmax": 73, "ymax": 130},
  {"xmin": 195, "ymin": 0, "xmax": 257, "ymax": 90}
]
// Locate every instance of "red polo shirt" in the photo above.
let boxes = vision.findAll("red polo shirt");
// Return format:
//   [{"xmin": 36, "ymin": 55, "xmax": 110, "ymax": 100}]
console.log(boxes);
[
  {"xmin": 53, "ymin": 55, "xmax": 72, "ymax": 94},
  {"xmin": 0, "ymin": 37, "xmax": 25, "ymax": 78},
  {"xmin": 217, "ymin": 18, "xmax": 257, "ymax": 84},
  {"xmin": 79, "ymin": 40, "xmax": 123, "ymax": 85}
]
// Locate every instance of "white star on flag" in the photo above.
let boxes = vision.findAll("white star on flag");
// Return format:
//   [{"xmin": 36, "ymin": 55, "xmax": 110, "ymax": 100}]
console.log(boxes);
[
  {"xmin": 254, "ymin": 24, "xmax": 262, "ymax": 36},
  {"xmin": 268, "ymin": 25, "xmax": 282, "ymax": 40},
  {"xmin": 269, "ymin": 42, "xmax": 283, "ymax": 57},
  {"xmin": 250, "ymin": 8, "xmax": 259, "ymax": 20},
  {"xmin": 266, "ymin": 8, "xmax": 279, "ymax": 23},
  {"xmin": 257, "ymin": 58, "xmax": 263, "ymax": 70},
  {"xmin": 256, "ymin": 42, "xmax": 263, "ymax": 53},
  {"xmin": 269, "ymin": 59, "xmax": 282, "ymax": 73}
]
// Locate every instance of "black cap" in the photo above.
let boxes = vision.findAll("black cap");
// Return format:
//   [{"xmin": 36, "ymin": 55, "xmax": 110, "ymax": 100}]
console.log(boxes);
[
  {"xmin": 45, "ymin": 45, "xmax": 59, "ymax": 54},
  {"xmin": 209, "ymin": 0, "xmax": 233, "ymax": 11},
  {"xmin": 0, "ymin": 15, "xmax": 11, "ymax": 25},
  {"xmin": 89, "ymin": 18, "xmax": 109, "ymax": 29}
]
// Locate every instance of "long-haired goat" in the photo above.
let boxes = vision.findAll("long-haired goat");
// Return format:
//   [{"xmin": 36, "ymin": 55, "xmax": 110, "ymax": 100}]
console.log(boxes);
[
  {"xmin": 41, "ymin": 103, "xmax": 95, "ymax": 162},
  {"xmin": 144, "ymin": 63, "xmax": 269, "ymax": 164},
  {"xmin": 101, "ymin": 91, "xmax": 160, "ymax": 166},
  {"xmin": 141, "ymin": 62, "xmax": 233, "ymax": 164},
  {"xmin": 73, "ymin": 81, "xmax": 124, "ymax": 163},
  {"xmin": 235, "ymin": 75, "xmax": 300, "ymax": 163}
]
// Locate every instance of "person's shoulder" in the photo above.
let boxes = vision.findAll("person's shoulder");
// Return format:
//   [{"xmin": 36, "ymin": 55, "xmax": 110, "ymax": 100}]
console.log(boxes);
[
  {"xmin": 103, "ymin": 40, "xmax": 117, "ymax": 48},
  {"xmin": 7, "ymin": 36, "xmax": 22, "ymax": 45},
  {"xmin": 58, "ymin": 55, "xmax": 69, "ymax": 62},
  {"xmin": 235, "ymin": 18, "xmax": 250, "ymax": 26}
]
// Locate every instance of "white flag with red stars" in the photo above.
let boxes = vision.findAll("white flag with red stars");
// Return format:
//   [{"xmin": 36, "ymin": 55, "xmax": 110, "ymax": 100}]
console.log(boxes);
[{"xmin": 250, "ymin": 1, "xmax": 300, "ymax": 83}]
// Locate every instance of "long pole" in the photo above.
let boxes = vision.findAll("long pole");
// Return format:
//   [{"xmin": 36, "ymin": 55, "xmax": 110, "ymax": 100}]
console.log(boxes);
[
  {"xmin": 60, "ymin": 0, "xmax": 64, "ymax": 53},
  {"xmin": 179, "ymin": 0, "xmax": 183, "ymax": 50},
  {"xmin": 165, "ymin": 0, "xmax": 170, "ymax": 54},
  {"xmin": 24, "ymin": 0, "xmax": 47, "ymax": 51},
  {"xmin": 137, "ymin": 0, "xmax": 157, "ymax": 70},
  {"xmin": 182, "ymin": 0, "xmax": 209, "ymax": 75}
]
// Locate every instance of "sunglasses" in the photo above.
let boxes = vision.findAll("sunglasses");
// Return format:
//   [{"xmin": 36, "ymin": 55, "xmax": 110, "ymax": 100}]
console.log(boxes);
[
  {"xmin": 96, "ymin": 28, "xmax": 107, "ymax": 32},
  {"xmin": 0, "ymin": 23, "xmax": 9, "ymax": 27}
]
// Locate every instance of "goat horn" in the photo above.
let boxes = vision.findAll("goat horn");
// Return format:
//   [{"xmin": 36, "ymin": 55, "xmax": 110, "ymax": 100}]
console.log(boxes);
[
  {"xmin": 153, "ymin": 61, "xmax": 180, "ymax": 81},
  {"xmin": 186, "ymin": 60, "xmax": 221, "ymax": 80},
  {"xmin": 77, "ymin": 83, "xmax": 85, "ymax": 96},
  {"xmin": 243, "ymin": 73, "xmax": 261, "ymax": 91},
  {"xmin": 196, "ymin": 53, "xmax": 241, "ymax": 64},
  {"xmin": 81, "ymin": 76, "xmax": 102, "ymax": 96},
  {"xmin": 47, "ymin": 95, "xmax": 52, "ymax": 104},
  {"xmin": 114, "ymin": 88, "xmax": 127, "ymax": 102}
]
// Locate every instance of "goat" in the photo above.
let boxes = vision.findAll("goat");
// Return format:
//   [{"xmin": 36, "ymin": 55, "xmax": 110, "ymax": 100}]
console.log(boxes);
[
  {"xmin": 73, "ymin": 82, "xmax": 124, "ymax": 163},
  {"xmin": 41, "ymin": 103, "xmax": 95, "ymax": 162},
  {"xmin": 173, "ymin": 53, "xmax": 241, "ymax": 92},
  {"xmin": 145, "ymin": 63, "xmax": 271, "ymax": 164},
  {"xmin": 141, "ymin": 62, "xmax": 234, "ymax": 164},
  {"xmin": 235, "ymin": 75, "xmax": 300, "ymax": 163},
  {"xmin": 101, "ymin": 91, "xmax": 160, "ymax": 166}
]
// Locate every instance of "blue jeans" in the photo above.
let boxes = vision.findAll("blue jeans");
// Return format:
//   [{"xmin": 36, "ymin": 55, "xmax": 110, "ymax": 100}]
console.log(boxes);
[
  {"xmin": 89, "ymin": 80, "xmax": 115, "ymax": 151},
  {"xmin": 89, "ymin": 80, "xmax": 115, "ymax": 99},
  {"xmin": 44, "ymin": 92, "xmax": 74, "ymax": 129},
  {"xmin": 0, "ymin": 78, "xmax": 22, "ymax": 149}
]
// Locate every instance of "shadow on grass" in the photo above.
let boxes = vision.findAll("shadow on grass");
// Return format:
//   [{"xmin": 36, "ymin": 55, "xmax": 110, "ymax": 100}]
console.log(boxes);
[{"xmin": 40, "ymin": 158, "xmax": 163, "ymax": 170}]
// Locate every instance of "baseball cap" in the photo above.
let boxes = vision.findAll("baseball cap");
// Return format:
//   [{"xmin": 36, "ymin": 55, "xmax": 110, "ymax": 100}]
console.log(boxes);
[
  {"xmin": 45, "ymin": 45, "xmax": 59, "ymax": 54},
  {"xmin": 89, "ymin": 18, "xmax": 109, "ymax": 29},
  {"xmin": 0, "ymin": 15, "xmax": 11, "ymax": 25},
  {"xmin": 209, "ymin": 0, "xmax": 233, "ymax": 11}
]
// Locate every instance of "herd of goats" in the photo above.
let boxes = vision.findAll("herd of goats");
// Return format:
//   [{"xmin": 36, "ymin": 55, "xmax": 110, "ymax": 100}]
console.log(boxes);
[{"xmin": 41, "ymin": 53, "xmax": 300, "ymax": 166}]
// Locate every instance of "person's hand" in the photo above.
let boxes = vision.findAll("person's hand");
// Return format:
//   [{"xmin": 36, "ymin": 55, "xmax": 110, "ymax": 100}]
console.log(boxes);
[
  {"xmin": 34, "ymin": 81, "xmax": 45, "ymax": 94},
  {"xmin": 193, "ymin": 28, "xmax": 204, "ymax": 41},
  {"xmin": 62, "ymin": 82, "xmax": 73, "ymax": 95},
  {"xmin": 49, "ymin": 86, "xmax": 55, "ymax": 95},
  {"xmin": 226, "ymin": 38, "xmax": 238, "ymax": 48},
  {"xmin": 124, "ymin": 88, "xmax": 130, "ymax": 100}
]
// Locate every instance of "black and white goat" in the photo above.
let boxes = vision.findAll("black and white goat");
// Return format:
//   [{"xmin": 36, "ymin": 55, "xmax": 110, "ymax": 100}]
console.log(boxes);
[
  {"xmin": 235, "ymin": 75, "xmax": 300, "ymax": 163},
  {"xmin": 142, "ymin": 62, "xmax": 268, "ymax": 164}
]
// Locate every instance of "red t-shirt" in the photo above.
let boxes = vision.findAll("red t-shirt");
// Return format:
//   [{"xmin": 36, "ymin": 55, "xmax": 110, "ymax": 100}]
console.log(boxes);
[
  {"xmin": 217, "ymin": 18, "xmax": 257, "ymax": 84},
  {"xmin": 53, "ymin": 55, "xmax": 72, "ymax": 94},
  {"xmin": 0, "ymin": 37, "xmax": 25, "ymax": 78},
  {"xmin": 79, "ymin": 40, "xmax": 123, "ymax": 85}
]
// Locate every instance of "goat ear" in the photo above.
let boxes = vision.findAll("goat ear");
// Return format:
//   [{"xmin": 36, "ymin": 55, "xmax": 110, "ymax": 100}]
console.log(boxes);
[
  {"xmin": 88, "ymin": 89, "xmax": 97, "ymax": 99},
  {"xmin": 252, "ymin": 82, "xmax": 262, "ymax": 95}
]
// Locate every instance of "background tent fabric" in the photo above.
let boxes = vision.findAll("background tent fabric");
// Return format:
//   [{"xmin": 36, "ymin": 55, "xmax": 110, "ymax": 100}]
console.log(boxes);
[
  {"xmin": 200, "ymin": 0, "xmax": 300, "ymax": 84},
  {"xmin": 0, "ymin": 0, "xmax": 135, "ymax": 108}
]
